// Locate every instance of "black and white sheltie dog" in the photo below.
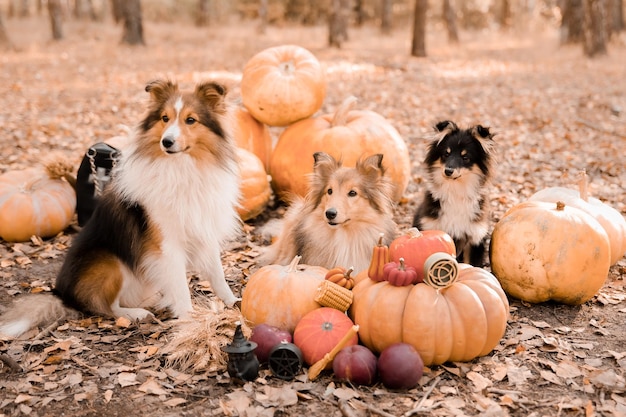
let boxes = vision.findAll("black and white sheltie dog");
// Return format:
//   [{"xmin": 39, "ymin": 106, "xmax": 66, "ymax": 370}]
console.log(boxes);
[
  {"xmin": 264, "ymin": 152, "xmax": 397, "ymax": 273},
  {"xmin": 0, "ymin": 79, "xmax": 241, "ymax": 338},
  {"xmin": 412, "ymin": 120, "xmax": 496, "ymax": 266}
]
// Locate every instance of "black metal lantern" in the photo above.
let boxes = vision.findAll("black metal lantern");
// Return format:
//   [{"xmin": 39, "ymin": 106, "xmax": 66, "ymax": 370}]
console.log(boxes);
[{"xmin": 221, "ymin": 322, "xmax": 260, "ymax": 382}]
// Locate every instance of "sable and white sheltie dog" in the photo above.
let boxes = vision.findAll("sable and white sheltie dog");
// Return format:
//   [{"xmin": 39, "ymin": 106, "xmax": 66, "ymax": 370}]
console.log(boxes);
[
  {"xmin": 412, "ymin": 120, "xmax": 496, "ymax": 267},
  {"xmin": 0, "ymin": 79, "xmax": 241, "ymax": 338},
  {"xmin": 264, "ymin": 152, "xmax": 397, "ymax": 273}
]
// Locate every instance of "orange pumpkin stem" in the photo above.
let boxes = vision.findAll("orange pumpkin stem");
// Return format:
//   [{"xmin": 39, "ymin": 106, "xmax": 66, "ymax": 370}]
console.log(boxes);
[
  {"xmin": 556, "ymin": 201, "xmax": 566, "ymax": 211},
  {"xmin": 406, "ymin": 227, "xmax": 423, "ymax": 238},
  {"xmin": 376, "ymin": 233, "xmax": 385, "ymax": 246},
  {"xmin": 331, "ymin": 96, "xmax": 358, "ymax": 127},
  {"xmin": 577, "ymin": 170, "xmax": 589, "ymax": 202}
]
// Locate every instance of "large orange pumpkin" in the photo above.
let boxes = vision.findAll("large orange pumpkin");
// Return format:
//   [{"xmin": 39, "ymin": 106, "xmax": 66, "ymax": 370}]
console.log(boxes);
[
  {"xmin": 529, "ymin": 171, "xmax": 626, "ymax": 265},
  {"xmin": 350, "ymin": 254, "xmax": 509, "ymax": 366},
  {"xmin": 490, "ymin": 200, "xmax": 610, "ymax": 305},
  {"xmin": 240, "ymin": 44, "xmax": 326, "ymax": 127},
  {"xmin": 0, "ymin": 161, "xmax": 76, "ymax": 242},
  {"xmin": 241, "ymin": 256, "xmax": 328, "ymax": 333},
  {"xmin": 236, "ymin": 148, "xmax": 271, "ymax": 221},
  {"xmin": 233, "ymin": 107, "xmax": 273, "ymax": 172},
  {"xmin": 269, "ymin": 96, "xmax": 411, "ymax": 202}
]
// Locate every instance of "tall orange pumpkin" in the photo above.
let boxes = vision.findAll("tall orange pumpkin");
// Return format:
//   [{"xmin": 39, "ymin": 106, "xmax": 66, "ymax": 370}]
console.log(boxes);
[
  {"xmin": 0, "ymin": 160, "xmax": 76, "ymax": 242},
  {"xmin": 233, "ymin": 107, "xmax": 273, "ymax": 173},
  {"xmin": 269, "ymin": 96, "xmax": 411, "ymax": 202},
  {"xmin": 240, "ymin": 44, "xmax": 326, "ymax": 127},
  {"xmin": 236, "ymin": 148, "xmax": 271, "ymax": 221}
]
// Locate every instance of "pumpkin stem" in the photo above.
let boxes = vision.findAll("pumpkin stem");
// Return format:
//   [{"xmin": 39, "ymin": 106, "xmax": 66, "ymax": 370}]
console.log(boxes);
[
  {"xmin": 345, "ymin": 266, "xmax": 355, "ymax": 278},
  {"xmin": 331, "ymin": 96, "xmax": 358, "ymax": 127},
  {"xmin": 45, "ymin": 155, "xmax": 77, "ymax": 189},
  {"xmin": 287, "ymin": 255, "xmax": 303, "ymax": 272},
  {"xmin": 377, "ymin": 233, "xmax": 384, "ymax": 246},
  {"xmin": 556, "ymin": 201, "xmax": 566, "ymax": 211},
  {"xmin": 278, "ymin": 60, "xmax": 296, "ymax": 75},
  {"xmin": 406, "ymin": 227, "xmax": 423, "ymax": 238},
  {"xmin": 577, "ymin": 170, "xmax": 589, "ymax": 202},
  {"xmin": 398, "ymin": 258, "xmax": 406, "ymax": 271}
]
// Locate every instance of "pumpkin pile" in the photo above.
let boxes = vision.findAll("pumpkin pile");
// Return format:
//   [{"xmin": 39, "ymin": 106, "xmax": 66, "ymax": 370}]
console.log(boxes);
[{"xmin": 0, "ymin": 157, "xmax": 76, "ymax": 242}]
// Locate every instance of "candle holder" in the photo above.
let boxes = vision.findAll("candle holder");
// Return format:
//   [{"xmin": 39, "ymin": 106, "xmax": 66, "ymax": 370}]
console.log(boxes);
[{"xmin": 221, "ymin": 322, "xmax": 259, "ymax": 382}]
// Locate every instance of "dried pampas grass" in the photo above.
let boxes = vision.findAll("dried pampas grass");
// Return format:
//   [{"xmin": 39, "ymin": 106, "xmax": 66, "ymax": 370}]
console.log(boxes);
[{"xmin": 162, "ymin": 298, "xmax": 251, "ymax": 374}]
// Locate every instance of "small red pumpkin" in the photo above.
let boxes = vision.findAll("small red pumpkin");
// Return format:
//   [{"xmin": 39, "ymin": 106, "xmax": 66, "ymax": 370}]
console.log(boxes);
[
  {"xmin": 389, "ymin": 228, "xmax": 456, "ymax": 283},
  {"xmin": 383, "ymin": 258, "xmax": 418, "ymax": 286},
  {"xmin": 293, "ymin": 307, "xmax": 359, "ymax": 367}
]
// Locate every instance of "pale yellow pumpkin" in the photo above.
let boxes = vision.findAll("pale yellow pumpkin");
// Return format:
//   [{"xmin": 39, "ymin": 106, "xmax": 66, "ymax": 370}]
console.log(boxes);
[
  {"xmin": 269, "ymin": 96, "xmax": 411, "ymax": 202},
  {"xmin": 490, "ymin": 201, "xmax": 611, "ymax": 305},
  {"xmin": 529, "ymin": 171, "xmax": 626, "ymax": 265},
  {"xmin": 236, "ymin": 148, "xmax": 271, "ymax": 221},
  {"xmin": 241, "ymin": 256, "xmax": 328, "ymax": 333},
  {"xmin": 0, "ymin": 161, "xmax": 76, "ymax": 242},
  {"xmin": 240, "ymin": 44, "xmax": 326, "ymax": 127}
]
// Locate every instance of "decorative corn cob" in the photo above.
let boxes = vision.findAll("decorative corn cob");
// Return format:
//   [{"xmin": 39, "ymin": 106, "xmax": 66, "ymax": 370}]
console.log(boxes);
[{"xmin": 314, "ymin": 280, "xmax": 353, "ymax": 311}]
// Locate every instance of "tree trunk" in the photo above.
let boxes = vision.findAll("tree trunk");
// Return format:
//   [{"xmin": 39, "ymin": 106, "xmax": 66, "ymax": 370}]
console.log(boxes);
[
  {"xmin": 381, "ymin": 0, "xmax": 392, "ymax": 34},
  {"xmin": 613, "ymin": 0, "xmax": 624, "ymax": 31},
  {"xmin": 497, "ymin": 0, "xmax": 512, "ymax": 29},
  {"xmin": 120, "ymin": 0, "xmax": 144, "ymax": 45},
  {"xmin": 48, "ymin": 0, "xmax": 63, "ymax": 40},
  {"xmin": 196, "ymin": 0, "xmax": 210, "ymax": 26},
  {"xmin": 354, "ymin": 0, "xmax": 366, "ymax": 26},
  {"xmin": 443, "ymin": 0, "xmax": 459, "ymax": 43},
  {"xmin": 111, "ymin": 0, "xmax": 123, "ymax": 24},
  {"xmin": 0, "ymin": 10, "xmax": 11, "ymax": 48},
  {"xmin": 560, "ymin": 0, "xmax": 584, "ymax": 43},
  {"xmin": 329, "ymin": 0, "xmax": 349, "ymax": 48},
  {"xmin": 583, "ymin": 0, "xmax": 607, "ymax": 57},
  {"xmin": 411, "ymin": 0, "xmax": 428, "ymax": 57},
  {"xmin": 258, "ymin": 0, "xmax": 268, "ymax": 33}
]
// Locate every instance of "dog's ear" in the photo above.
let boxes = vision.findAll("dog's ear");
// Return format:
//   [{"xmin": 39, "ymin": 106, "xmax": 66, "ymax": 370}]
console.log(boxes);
[
  {"xmin": 471, "ymin": 124, "xmax": 496, "ymax": 154},
  {"xmin": 195, "ymin": 81, "xmax": 229, "ymax": 114},
  {"xmin": 434, "ymin": 120, "xmax": 458, "ymax": 133},
  {"xmin": 312, "ymin": 152, "xmax": 340, "ymax": 176},
  {"xmin": 145, "ymin": 79, "xmax": 178, "ymax": 103},
  {"xmin": 357, "ymin": 153, "xmax": 386, "ymax": 179}
]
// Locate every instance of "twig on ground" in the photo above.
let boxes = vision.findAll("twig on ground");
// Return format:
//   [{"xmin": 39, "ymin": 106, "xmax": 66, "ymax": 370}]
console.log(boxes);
[
  {"xmin": 575, "ymin": 118, "xmax": 626, "ymax": 138},
  {"xmin": 402, "ymin": 376, "xmax": 441, "ymax": 417},
  {"xmin": 31, "ymin": 319, "xmax": 62, "ymax": 342},
  {"xmin": 0, "ymin": 353, "xmax": 23, "ymax": 373},
  {"xmin": 338, "ymin": 399, "xmax": 364, "ymax": 417},
  {"xmin": 349, "ymin": 399, "xmax": 397, "ymax": 417}
]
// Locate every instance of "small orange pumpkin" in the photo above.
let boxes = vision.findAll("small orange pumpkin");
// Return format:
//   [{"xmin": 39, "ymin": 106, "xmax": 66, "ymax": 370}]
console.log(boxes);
[
  {"xmin": 269, "ymin": 96, "xmax": 411, "ymax": 202},
  {"xmin": 240, "ymin": 44, "xmax": 326, "ymax": 127},
  {"xmin": 325, "ymin": 266, "xmax": 355, "ymax": 290},
  {"xmin": 236, "ymin": 148, "xmax": 271, "ymax": 221},
  {"xmin": 365, "ymin": 233, "xmax": 390, "ymax": 283},
  {"xmin": 0, "ymin": 160, "xmax": 76, "ymax": 242},
  {"xmin": 241, "ymin": 256, "xmax": 328, "ymax": 333},
  {"xmin": 233, "ymin": 107, "xmax": 273, "ymax": 173}
]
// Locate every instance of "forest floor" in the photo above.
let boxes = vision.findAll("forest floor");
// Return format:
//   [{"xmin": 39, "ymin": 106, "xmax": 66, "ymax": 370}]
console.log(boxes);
[{"xmin": 1, "ymin": 15, "xmax": 626, "ymax": 417}]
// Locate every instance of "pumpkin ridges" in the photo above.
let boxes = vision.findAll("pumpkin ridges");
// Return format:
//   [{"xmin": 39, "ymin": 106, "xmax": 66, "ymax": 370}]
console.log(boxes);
[
  {"xmin": 442, "ymin": 284, "xmax": 488, "ymax": 362},
  {"xmin": 490, "ymin": 201, "xmax": 610, "ymax": 305},
  {"xmin": 368, "ymin": 283, "xmax": 411, "ymax": 353}
]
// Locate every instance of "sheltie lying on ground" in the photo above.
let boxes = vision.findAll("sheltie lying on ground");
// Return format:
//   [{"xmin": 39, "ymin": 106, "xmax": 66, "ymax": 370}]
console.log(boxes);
[
  {"xmin": 0, "ymin": 79, "xmax": 241, "ymax": 338},
  {"xmin": 412, "ymin": 120, "xmax": 496, "ymax": 266},
  {"xmin": 263, "ymin": 152, "xmax": 397, "ymax": 273}
]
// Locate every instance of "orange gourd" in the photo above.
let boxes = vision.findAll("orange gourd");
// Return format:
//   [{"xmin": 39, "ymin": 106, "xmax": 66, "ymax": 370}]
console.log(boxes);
[
  {"xmin": 389, "ymin": 227, "xmax": 456, "ymax": 283},
  {"xmin": 240, "ymin": 44, "xmax": 326, "ymax": 127},
  {"xmin": 233, "ymin": 107, "xmax": 273, "ymax": 173},
  {"xmin": 0, "ymin": 160, "xmax": 76, "ymax": 242},
  {"xmin": 365, "ymin": 233, "xmax": 390, "ymax": 283},
  {"xmin": 350, "ymin": 254, "xmax": 509, "ymax": 366},
  {"xmin": 529, "ymin": 171, "xmax": 626, "ymax": 265},
  {"xmin": 325, "ymin": 266, "xmax": 355, "ymax": 290},
  {"xmin": 490, "ymin": 201, "xmax": 611, "ymax": 305},
  {"xmin": 241, "ymin": 256, "xmax": 328, "ymax": 333},
  {"xmin": 269, "ymin": 96, "xmax": 411, "ymax": 202},
  {"xmin": 236, "ymin": 148, "xmax": 271, "ymax": 221}
]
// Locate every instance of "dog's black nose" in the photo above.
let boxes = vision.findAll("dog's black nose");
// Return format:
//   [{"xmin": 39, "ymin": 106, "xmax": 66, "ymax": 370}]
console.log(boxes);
[
  {"xmin": 325, "ymin": 208, "xmax": 337, "ymax": 220},
  {"xmin": 161, "ymin": 137, "xmax": 175, "ymax": 149},
  {"xmin": 444, "ymin": 167, "xmax": 455, "ymax": 177}
]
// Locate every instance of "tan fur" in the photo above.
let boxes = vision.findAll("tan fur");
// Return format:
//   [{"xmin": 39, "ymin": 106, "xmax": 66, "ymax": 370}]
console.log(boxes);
[{"xmin": 263, "ymin": 152, "xmax": 397, "ymax": 273}]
